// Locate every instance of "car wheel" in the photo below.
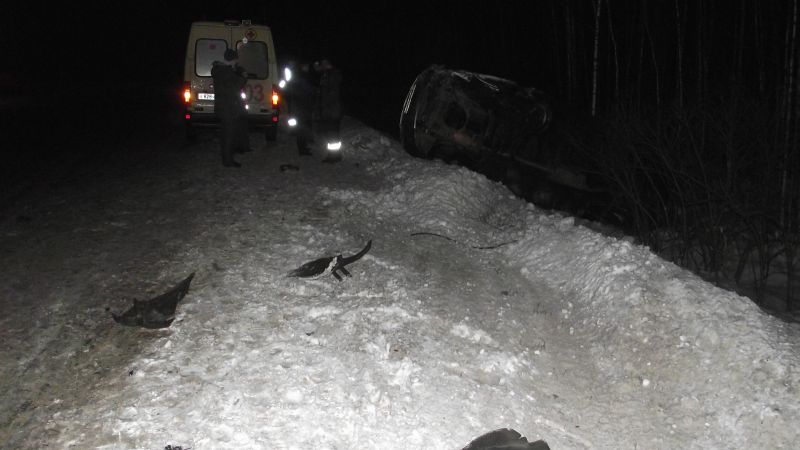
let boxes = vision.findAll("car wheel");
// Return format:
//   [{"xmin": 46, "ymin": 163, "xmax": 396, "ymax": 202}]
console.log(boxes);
[
  {"xmin": 399, "ymin": 96, "xmax": 421, "ymax": 157},
  {"xmin": 265, "ymin": 125, "xmax": 277, "ymax": 141},
  {"xmin": 400, "ymin": 73, "xmax": 435, "ymax": 158}
]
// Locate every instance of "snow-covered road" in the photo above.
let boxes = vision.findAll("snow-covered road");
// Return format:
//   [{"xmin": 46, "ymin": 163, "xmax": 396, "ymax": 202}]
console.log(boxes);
[{"xmin": 1, "ymin": 119, "xmax": 798, "ymax": 449}]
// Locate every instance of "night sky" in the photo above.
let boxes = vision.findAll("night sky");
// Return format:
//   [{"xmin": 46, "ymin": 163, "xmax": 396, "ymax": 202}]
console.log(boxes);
[
  {"xmin": 4, "ymin": 2, "xmax": 558, "ymax": 134},
  {"xmin": 5, "ymin": 2, "xmax": 795, "ymax": 122},
  {"xmin": 11, "ymin": 2, "xmax": 551, "ymax": 83},
  {"xmin": 4, "ymin": 1, "xmax": 796, "ymax": 163}
]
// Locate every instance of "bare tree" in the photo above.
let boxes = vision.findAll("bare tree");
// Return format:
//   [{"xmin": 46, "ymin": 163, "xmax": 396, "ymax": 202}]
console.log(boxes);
[
  {"xmin": 607, "ymin": 0, "xmax": 620, "ymax": 102},
  {"xmin": 782, "ymin": 0, "xmax": 798, "ymax": 232},
  {"xmin": 696, "ymin": 0, "xmax": 707, "ymax": 103},
  {"xmin": 564, "ymin": 2, "xmax": 577, "ymax": 103},
  {"xmin": 675, "ymin": 0, "xmax": 685, "ymax": 108},
  {"xmin": 753, "ymin": 2, "xmax": 766, "ymax": 95},
  {"xmin": 591, "ymin": 0, "xmax": 603, "ymax": 116},
  {"xmin": 644, "ymin": 2, "xmax": 661, "ymax": 114},
  {"xmin": 549, "ymin": 2, "xmax": 565, "ymax": 98},
  {"xmin": 783, "ymin": 0, "xmax": 799, "ymax": 310}
]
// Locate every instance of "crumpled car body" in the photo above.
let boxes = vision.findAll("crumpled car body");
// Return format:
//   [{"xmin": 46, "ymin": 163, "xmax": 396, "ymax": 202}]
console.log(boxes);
[
  {"xmin": 399, "ymin": 65, "xmax": 551, "ymax": 163},
  {"xmin": 400, "ymin": 65, "xmax": 621, "ymax": 223},
  {"xmin": 399, "ymin": 66, "xmax": 611, "ymax": 196}
]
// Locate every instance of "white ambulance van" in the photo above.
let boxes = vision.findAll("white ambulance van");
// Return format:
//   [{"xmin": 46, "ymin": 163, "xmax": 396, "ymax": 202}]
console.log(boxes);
[{"xmin": 182, "ymin": 20, "xmax": 280, "ymax": 141}]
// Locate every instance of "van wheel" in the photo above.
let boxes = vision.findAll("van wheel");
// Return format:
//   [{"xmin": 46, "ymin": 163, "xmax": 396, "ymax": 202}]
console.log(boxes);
[{"xmin": 265, "ymin": 125, "xmax": 277, "ymax": 142}]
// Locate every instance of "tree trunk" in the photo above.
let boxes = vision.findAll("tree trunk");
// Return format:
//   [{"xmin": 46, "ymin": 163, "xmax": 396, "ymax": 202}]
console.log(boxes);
[
  {"xmin": 675, "ymin": 0, "xmax": 684, "ymax": 108},
  {"xmin": 786, "ymin": 0, "xmax": 800, "ymax": 310},
  {"xmin": 783, "ymin": 0, "xmax": 798, "ymax": 232},
  {"xmin": 549, "ymin": 2, "xmax": 564, "ymax": 98},
  {"xmin": 607, "ymin": 0, "xmax": 620, "ymax": 102},
  {"xmin": 733, "ymin": 0, "xmax": 747, "ymax": 90},
  {"xmin": 753, "ymin": 2, "xmax": 765, "ymax": 95},
  {"xmin": 591, "ymin": 0, "xmax": 603, "ymax": 116},
  {"xmin": 644, "ymin": 2, "xmax": 661, "ymax": 114},
  {"xmin": 637, "ymin": 2, "xmax": 646, "ymax": 109},
  {"xmin": 565, "ymin": 2, "xmax": 576, "ymax": 103}
]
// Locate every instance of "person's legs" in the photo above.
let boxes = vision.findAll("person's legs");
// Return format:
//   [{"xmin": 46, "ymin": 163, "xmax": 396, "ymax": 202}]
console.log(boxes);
[
  {"xmin": 234, "ymin": 114, "xmax": 251, "ymax": 153},
  {"xmin": 322, "ymin": 116, "xmax": 342, "ymax": 162},
  {"xmin": 297, "ymin": 110, "xmax": 313, "ymax": 155},
  {"xmin": 333, "ymin": 116, "xmax": 342, "ymax": 141},
  {"xmin": 220, "ymin": 116, "xmax": 240, "ymax": 167},
  {"xmin": 297, "ymin": 132, "xmax": 311, "ymax": 154}
]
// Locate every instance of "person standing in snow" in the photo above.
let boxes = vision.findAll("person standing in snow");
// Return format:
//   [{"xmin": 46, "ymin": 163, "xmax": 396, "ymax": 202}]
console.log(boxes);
[
  {"xmin": 290, "ymin": 62, "xmax": 317, "ymax": 155},
  {"xmin": 211, "ymin": 48, "xmax": 249, "ymax": 167},
  {"xmin": 316, "ymin": 58, "xmax": 343, "ymax": 163}
]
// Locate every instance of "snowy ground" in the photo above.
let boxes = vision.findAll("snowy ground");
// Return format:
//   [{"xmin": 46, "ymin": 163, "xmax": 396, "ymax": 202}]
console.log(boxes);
[{"xmin": 1, "ymin": 118, "xmax": 798, "ymax": 449}]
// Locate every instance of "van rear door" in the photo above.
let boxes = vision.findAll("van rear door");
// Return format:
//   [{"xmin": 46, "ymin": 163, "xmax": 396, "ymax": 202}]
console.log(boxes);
[
  {"xmin": 236, "ymin": 40, "xmax": 271, "ymax": 108},
  {"xmin": 194, "ymin": 37, "xmax": 228, "ymax": 103}
]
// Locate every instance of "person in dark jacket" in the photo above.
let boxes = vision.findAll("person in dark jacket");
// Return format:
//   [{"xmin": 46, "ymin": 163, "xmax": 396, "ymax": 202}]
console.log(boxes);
[
  {"xmin": 289, "ymin": 62, "xmax": 317, "ymax": 155},
  {"xmin": 211, "ymin": 48, "xmax": 249, "ymax": 167},
  {"xmin": 316, "ymin": 58, "xmax": 343, "ymax": 162}
]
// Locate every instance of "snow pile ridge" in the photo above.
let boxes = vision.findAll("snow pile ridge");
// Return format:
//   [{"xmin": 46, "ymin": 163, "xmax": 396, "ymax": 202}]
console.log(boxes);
[
  {"xmin": 368, "ymin": 163, "xmax": 525, "ymax": 246},
  {"xmin": 10, "ymin": 118, "xmax": 799, "ymax": 449},
  {"xmin": 335, "ymin": 125, "xmax": 527, "ymax": 246},
  {"xmin": 342, "ymin": 120, "xmax": 407, "ymax": 161},
  {"xmin": 506, "ymin": 208, "xmax": 800, "ymax": 448}
]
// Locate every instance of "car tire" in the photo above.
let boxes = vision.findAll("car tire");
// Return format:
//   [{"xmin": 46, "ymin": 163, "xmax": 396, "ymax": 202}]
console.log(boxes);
[
  {"xmin": 400, "ymin": 73, "xmax": 434, "ymax": 158},
  {"xmin": 399, "ymin": 100, "xmax": 421, "ymax": 157}
]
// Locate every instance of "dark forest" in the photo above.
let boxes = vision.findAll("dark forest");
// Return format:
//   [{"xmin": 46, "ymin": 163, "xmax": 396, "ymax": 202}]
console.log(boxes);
[
  {"xmin": 361, "ymin": 0, "xmax": 800, "ymax": 312},
  {"xmin": 530, "ymin": 0, "xmax": 800, "ymax": 312}
]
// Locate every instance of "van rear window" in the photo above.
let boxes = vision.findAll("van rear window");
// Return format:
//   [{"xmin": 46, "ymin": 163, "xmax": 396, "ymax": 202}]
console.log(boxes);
[
  {"xmin": 195, "ymin": 39, "xmax": 227, "ymax": 77},
  {"xmin": 236, "ymin": 41, "xmax": 269, "ymax": 79}
]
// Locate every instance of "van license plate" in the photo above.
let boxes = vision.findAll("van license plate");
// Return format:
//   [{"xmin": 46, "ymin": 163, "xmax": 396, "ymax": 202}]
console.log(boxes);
[{"xmin": 198, "ymin": 93, "xmax": 214, "ymax": 100}]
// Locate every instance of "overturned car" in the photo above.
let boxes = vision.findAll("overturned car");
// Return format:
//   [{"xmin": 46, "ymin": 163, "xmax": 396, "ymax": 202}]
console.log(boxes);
[
  {"xmin": 400, "ymin": 66, "xmax": 550, "ymax": 161},
  {"xmin": 399, "ymin": 66, "xmax": 605, "ymax": 195}
]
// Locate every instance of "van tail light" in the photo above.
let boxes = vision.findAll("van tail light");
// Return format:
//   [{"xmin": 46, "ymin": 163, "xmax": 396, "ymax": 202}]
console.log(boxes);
[
  {"xmin": 182, "ymin": 82, "xmax": 192, "ymax": 104},
  {"xmin": 271, "ymin": 85, "xmax": 279, "ymax": 106}
]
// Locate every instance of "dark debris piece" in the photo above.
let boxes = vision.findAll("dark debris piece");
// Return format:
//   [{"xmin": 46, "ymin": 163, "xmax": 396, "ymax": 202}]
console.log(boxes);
[
  {"xmin": 280, "ymin": 164, "xmax": 300, "ymax": 172},
  {"xmin": 461, "ymin": 428, "xmax": 550, "ymax": 450},
  {"xmin": 112, "ymin": 272, "xmax": 195, "ymax": 329},
  {"xmin": 287, "ymin": 240, "xmax": 372, "ymax": 281}
]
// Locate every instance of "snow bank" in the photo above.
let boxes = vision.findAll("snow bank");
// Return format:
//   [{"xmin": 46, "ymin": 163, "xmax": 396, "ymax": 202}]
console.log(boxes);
[
  {"xmin": 339, "ymin": 123, "xmax": 800, "ymax": 447},
  {"xmin": 506, "ymin": 211, "xmax": 800, "ymax": 448},
  {"xmin": 344, "ymin": 126, "xmax": 526, "ymax": 248},
  {"xmin": 14, "ymin": 119, "xmax": 796, "ymax": 449}
]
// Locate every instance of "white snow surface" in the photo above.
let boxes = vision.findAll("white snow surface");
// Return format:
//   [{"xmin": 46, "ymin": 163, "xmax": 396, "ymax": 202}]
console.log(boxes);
[{"xmin": 1, "ymin": 119, "xmax": 798, "ymax": 449}]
